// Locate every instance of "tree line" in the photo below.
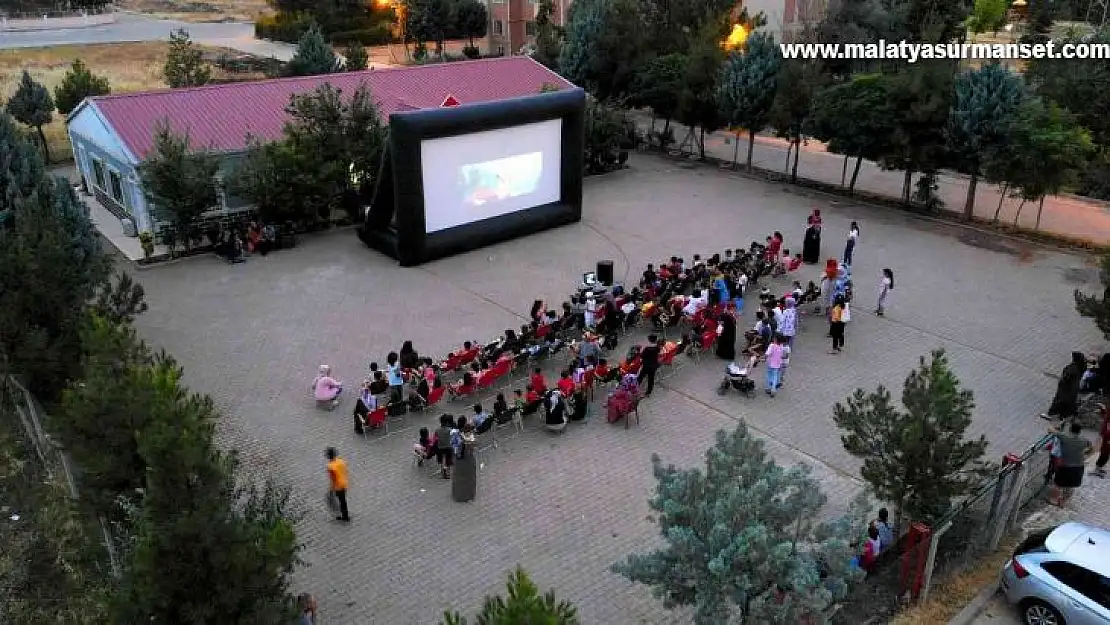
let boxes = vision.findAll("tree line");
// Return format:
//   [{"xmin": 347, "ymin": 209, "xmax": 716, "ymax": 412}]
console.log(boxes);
[{"xmin": 540, "ymin": 0, "xmax": 1110, "ymax": 216}]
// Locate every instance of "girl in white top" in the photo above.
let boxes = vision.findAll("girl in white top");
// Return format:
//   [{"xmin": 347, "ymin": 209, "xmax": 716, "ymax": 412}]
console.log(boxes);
[
  {"xmin": 876, "ymin": 268, "xmax": 894, "ymax": 316},
  {"xmin": 584, "ymin": 294, "xmax": 597, "ymax": 328},
  {"xmin": 843, "ymin": 221, "xmax": 860, "ymax": 266}
]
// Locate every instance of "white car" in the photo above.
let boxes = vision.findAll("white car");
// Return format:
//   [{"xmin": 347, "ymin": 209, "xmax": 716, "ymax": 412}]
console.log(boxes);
[{"xmin": 1001, "ymin": 522, "xmax": 1110, "ymax": 625}]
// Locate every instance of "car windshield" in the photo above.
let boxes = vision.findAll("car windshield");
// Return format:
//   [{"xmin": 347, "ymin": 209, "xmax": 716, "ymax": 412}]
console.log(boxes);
[{"xmin": 1015, "ymin": 527, "xmax": 1054, "ymax": 557}]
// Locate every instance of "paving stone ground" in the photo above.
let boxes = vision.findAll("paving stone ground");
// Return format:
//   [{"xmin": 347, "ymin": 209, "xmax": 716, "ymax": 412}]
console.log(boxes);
[{"xmin": 127, "ymin": 152, "xmax": 1105, "ymax": 624}]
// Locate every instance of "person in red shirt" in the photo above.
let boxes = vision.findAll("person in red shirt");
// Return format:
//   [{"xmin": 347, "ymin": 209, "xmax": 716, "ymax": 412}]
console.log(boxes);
[
  {"xmin": 557, "ymin": 369, "xmax": 576, "ymax": 397},
  {"xmin": 860, "ymin": 525, "xmax": 881, "ymax": 573},
  {"xmin": 1095, "ymin": 403, "xmax": 1110, "ymax": 478},
  {"xmin": 530, "ymin": 368, "xmax": 547, "ymax": 394}
]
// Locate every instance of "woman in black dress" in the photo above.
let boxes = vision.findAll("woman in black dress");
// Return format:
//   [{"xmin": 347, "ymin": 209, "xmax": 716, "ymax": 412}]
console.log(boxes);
[
  {"xmin": 1042, "ymin": 352, "xmax": 1087, "ymax": 421},
  {"xmin": 802, "ymin": 209, "xmax": 822, "ymax": 264},
  {"xmin": 716, "ymin": 312, "xmax": 737, "ymax": 361}
]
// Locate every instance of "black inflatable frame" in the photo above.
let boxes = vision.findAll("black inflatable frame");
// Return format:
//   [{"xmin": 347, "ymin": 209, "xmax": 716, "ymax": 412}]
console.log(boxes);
[{"xmin": 359, "ymin": 88, "xmax": 586, "ymax": 266}]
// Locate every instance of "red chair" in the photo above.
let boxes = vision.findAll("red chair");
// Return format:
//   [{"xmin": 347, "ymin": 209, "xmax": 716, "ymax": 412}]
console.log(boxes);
[
  {"xmin": 581, "ymin": 368, "xmax": 597, "ymax": 401},
  {"xmin": 413, "ymin": 385, "xmax": 445, "ymax": 412},
  {"xmin": 459, "ymin": 347, "xmax": 480, "ymax": 367},
  {"xmin": 620, "ymin": 356, "xmax": 642, "ymax": 376},
  {"xmin": 364, "ymin": 406, "xmax": 388, "ymax": 436},
  {"xmin": 491, "ymin": 358, "xmax": 512, "ymax": 382},
  {"xmin": 476, "ymin": 370, "xmax": 497, "ymax": 392},
  {"xmin": 441, "ymin": 353, "xmax": 462, "ymax": 372},
  {"xmin": 658, "ymin": 346, "xmax": 678, "ymax": 378},
  {"xmin": 691, "ymin": 329, "xmax": 717, "ymax": 363},
  {"xmin": 449, "ymin": 383, "xmax": 476, "ymax": 401},
  {"xmin": 535, "ymin": 324, "xmax": 552, "ymax": 340}
]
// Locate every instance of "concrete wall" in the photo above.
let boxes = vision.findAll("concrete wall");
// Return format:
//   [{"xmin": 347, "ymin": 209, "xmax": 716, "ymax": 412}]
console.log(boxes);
[{"xmin": 0, "ymin": 12, "xmax": 114, "ymax": 32}]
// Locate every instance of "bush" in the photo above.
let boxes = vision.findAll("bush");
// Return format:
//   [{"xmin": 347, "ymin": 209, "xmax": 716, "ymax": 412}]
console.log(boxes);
[
  {"xmin": 462, "ymin": 44, "xmax": 480, "ymax": 59},
  {"xmin": 254, "ymin": 12, "xmax": 316, "ymax": 44},
  {"xmin": 329, "ymin": 26, "xmax": 395, "ymax": 46}
]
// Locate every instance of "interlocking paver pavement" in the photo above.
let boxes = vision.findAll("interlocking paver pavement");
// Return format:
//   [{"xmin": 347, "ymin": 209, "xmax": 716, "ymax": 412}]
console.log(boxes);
[{"xmin": 127, "ymin": 153, "xmax": 1105, "ymax": 624}]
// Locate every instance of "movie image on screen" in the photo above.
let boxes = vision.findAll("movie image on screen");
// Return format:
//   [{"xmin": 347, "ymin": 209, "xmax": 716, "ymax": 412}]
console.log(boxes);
[
  {"xmin": 421, "ymin": 119, "xmax": 562, "ymax": 233},
  {"xmin": 459, "ymin": 152, "xmax": 543, "ymax": 207}
]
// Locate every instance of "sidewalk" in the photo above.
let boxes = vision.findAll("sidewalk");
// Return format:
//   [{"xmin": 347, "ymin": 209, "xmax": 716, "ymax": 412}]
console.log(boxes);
[
  {"xmin": 967, "ymin": 458, "xmax": 1110, "ymax": 625},
  {"xmin": 632, "ymin": 115, "xmax": 1110, "ymax": 246}
]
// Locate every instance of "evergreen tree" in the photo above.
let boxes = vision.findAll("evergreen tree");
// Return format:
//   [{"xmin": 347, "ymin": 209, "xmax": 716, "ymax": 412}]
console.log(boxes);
[
  {"xmin": 612, "ymin": 422, "xmax": 866, "ymax": 625},
  {"xmin": 632, "ymin": 53, "xmax": 687, "ymax": 138},
  {"xmin": 441, "ymin": 567, "xmax": 580, "ymax": 625},
  {"xmin": 809, "ymin": 74, "xmax": 896, "ymax": 193},
  {"xmin": 880, "ymin": 64, "xmax": 955, "ymax": 205},
  {"xmin": 769, "ymin": 57, "xmax": 822, "ymax": 183},
  {"xmin": 454, "ymin": 0, "xmax": 489, "ymax": 55},
  {"xmin": 559, "ymin": 0, "xmax": 649, "ymax": 100},
  {"xmin": 57, "ymin": 316, "xmax": 157, "ymax": 518},
  {"xmin": 1023, "ymin": 0, "xmax": 1054, "ymax": 44},
  {"xmin": 966, "ymin": 0, "xmax": 1009, "ymax": 37},
  {"xmin": 0, "ymin": 117, "xmax": 108, "ymax": 402},
  {"xmin": 54, "ymin": 59, "xmax": 112, "ymax": 115},
  {"xmin": 833, "ymin": 349, "xmax": 991, "ymax": 524},
  {"xmin": 985, "ymin": 97, "xmax": 1093, "ymax": 228},
  {"xmin": 285, "ymin": 23, "xmax": 342, "ymax": 76},
  {"xmin": 675, "ymin": 19, "xmax": 729, "ymax": 159},
  {"xmin": 1075, "ymin": 252, "xmax": 1110, "ymax": 341},
  {"xmin": 344, "ymin": 41, "xmax": 369, "ymax": 71},
  {"xmin": 717, "ymin": 32, "xmax": 781, "ymax": 171},
  {"xmin": 946, "ymin": 62, "xmax": 1027, "ymax": 219},
  {"xmin": 139, "ymin": 123, "xmax": 221, "ymax": 252},
  {"xmin": 109, "ymin": 356, "xmax": 300, "ymax": 623},
  {"xmin": 5, "ymin": 70, "xmax": 55, "ymax": 163},
  {"xmin": 163, "ymin": 29, "xmax": 212, "ymax": 88},
  {"xmin": 92, "ymin": 270, "xmax": 149, "ymax": 327},
  {"xmin": 532, "ymin": 0, "xmax": 562, "ymax": 69}
]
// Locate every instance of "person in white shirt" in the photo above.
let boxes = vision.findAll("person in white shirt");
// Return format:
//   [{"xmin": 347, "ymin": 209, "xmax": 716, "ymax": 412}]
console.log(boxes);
[
  {"xmin": 682, "ymin": 289, "xmax": 707, "ymax": 317},
  {"xmin": 876, "ymin": 268, "xmax": 894, "ymax": 316},
  {"xmin": 777, "ymin": 339, "xmax": 791, "ymax": 390},
  {"xmin": 779, "ymin": 298, "xmax": 797, "ymax": 346},
  {"xmin": 843, "ymin": 221, "xmax": 860, "ymax": 266},
  {"xmin": 584, "ymin": 294, "xmax": 597, "ymax": 328}
]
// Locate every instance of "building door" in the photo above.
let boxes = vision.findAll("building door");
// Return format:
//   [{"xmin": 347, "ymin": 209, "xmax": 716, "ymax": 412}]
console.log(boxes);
[{"xmin": 77, "ymin": 146, "xmax": 92, "ymax": 193}]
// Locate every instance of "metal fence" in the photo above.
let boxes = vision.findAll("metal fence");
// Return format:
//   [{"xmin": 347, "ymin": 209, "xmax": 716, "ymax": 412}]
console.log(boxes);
[
  {"xmin": 917, "ymin": 433, "xmax": 1055, "ymax": 602},
  {"xmin": 2, "ymin": 375, "xmax": 121, "ymax": 579}
]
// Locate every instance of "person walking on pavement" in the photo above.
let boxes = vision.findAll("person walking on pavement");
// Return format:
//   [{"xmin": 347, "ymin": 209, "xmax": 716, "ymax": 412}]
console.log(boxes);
[
  {"xmin": 1095, "ymin": 403, "xmax": 1110, "ymax": 478},
  {"xmin": 326, "ymin": 447, "xmax": 351, "ymax": 522},
  {"xmin": 638, "ymin": 335, "xmax": 661, "ymax": 397}
]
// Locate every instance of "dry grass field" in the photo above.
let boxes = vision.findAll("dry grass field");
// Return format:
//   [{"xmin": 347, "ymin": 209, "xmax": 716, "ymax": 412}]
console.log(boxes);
[
  {"xmin": 115, "ymin": 0, "xmax": 270, "ymax": 22},
  {"xmin": 0, "ymin": 43, "xmax": 268, "ymax": 163}
]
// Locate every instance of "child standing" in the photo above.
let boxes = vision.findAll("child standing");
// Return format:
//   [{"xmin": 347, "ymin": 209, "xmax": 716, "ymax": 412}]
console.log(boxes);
[
  {"xmin": 876, "ymin": 268, "xmax": 894, "ymax": 316},
  {"xmin": 764, "ymin": 335, "xmax": 785, "ymax": 397}
]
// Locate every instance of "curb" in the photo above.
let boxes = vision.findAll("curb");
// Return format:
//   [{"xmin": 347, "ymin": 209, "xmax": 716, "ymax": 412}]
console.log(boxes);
[{"xmin": 948, "ymin": 580, "xmax": 1002, "ymax": 625}]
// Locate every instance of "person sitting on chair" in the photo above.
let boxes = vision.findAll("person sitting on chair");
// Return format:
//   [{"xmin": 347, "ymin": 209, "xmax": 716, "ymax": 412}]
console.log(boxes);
[
  {"xmin": 596, "ymin": 358, "xmax": 621, "ymax": 384},
  {"xmin": 449, "ymin": 372, "xmax": 475, "ymax": 397},
  {"xmin": 367, "ymin": 370, "xmax": 388, "ymax": 395},
  {"xmin": 544, "ymin": 390, "xmax": 568, "ymax": 431},
  {"xmin": 522, "ymin": 385, "xmax": 543, "ymax": 415},
  {"xmin": 413, "ymin": 427, "xmax": 436, "ymax": 466},
  {"xmin": 407, "ymin": 375, "xmax": 431, "ymax": 410},
  {"xmin": 530, "ymin": 368, "xmax": 548, "ymax": 394},
  {"xmin": 473, "ymin": 403, "xmax": 493, "ymax": 434},
  {"xmin": 353, "ymin": 381, "xmax": 377, "ymax": 433}
]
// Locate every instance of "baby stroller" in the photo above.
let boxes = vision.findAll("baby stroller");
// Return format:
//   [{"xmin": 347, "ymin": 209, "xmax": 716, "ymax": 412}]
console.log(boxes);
[{"xmin": 717, "ymin": 357, "xmax": 757, "ymax": 398}]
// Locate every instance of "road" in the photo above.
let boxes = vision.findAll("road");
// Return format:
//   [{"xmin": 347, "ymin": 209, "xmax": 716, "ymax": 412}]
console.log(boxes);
[
  {"xmin": 634, "ymin": 115, "xmax": 1110, "ymax": 246},
  {"xmin": 0, "ymin": 12, "xmax": 297, "ymax": 60}
]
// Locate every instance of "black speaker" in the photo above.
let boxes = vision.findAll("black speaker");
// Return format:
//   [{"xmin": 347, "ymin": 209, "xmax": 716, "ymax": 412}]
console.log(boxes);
[{"xmin": 596, "ymin": 260, "xmax": 615, "ymax": 286}]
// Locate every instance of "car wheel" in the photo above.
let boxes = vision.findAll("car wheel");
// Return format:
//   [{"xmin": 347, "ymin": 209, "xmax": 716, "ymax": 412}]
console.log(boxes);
[{"xmin": 1021, "ymin": 599, "xmax": 1065, "ymax": 625}]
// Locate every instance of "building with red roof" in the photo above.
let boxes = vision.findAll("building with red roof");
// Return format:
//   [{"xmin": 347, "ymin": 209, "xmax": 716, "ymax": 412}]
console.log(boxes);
[{"xmin": 66, "ymin": 56, "xmax": 574, "ymax": 235}]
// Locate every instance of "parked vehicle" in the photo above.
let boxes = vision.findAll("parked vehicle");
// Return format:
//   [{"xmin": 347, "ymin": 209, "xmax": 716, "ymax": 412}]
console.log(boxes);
[{"xmin": 1001, "ymin": 521, "xmax": 1110, "ymax": 625}]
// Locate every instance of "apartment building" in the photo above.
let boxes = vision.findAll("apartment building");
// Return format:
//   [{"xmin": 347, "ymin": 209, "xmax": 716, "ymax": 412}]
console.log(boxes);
[
  {"xmin": 740, "ymin": 0, "xmax": 826, "ymax": 41},
  {"xmin": 485, "ymin": 0, "xmax": 572, "ymax": 55}
]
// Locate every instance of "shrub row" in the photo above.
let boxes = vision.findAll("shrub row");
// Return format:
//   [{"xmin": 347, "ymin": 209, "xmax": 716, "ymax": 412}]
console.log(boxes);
[
  {"xmin": 254, "ymin": 11, "xmax": 316, "ymax": 43},
  {"xmin": 329, "ymin": 25, "xmax": 396, "ymax": 46}
]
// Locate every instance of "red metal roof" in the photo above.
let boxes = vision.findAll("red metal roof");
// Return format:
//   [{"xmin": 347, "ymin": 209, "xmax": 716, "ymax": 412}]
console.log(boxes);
[{"xmin": 89, "ymin": 56, "xmax": 576, "ymax": 161}]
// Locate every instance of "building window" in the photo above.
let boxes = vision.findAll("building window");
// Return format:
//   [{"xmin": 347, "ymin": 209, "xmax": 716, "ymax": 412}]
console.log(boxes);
[
  {"xmin": 91, "ymin": 158, "xmax": 105, "ymax": 189},
  {"xmin": 493, "ymin": 19, "xmax": 503, "ymax": 35},
  {"xmin": 526, "ymin": 20, "xmax": 536, "ymax": 36},
  {"xmin": 109, "ymin": 170, "xmax": 124, "ymax": 205},
  {"xmin": 497, "ymin": 45, "xmax": 505, "ymax": 55}
]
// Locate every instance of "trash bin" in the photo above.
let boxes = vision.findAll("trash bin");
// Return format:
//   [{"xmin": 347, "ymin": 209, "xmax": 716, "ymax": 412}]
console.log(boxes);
[
  {"xmin": 451, "ymin": 442, "xmax": 477, "ymax": 503},
  {"xmin": 120, "ymin": 217, "xmax": 137, "ymax": 237}
]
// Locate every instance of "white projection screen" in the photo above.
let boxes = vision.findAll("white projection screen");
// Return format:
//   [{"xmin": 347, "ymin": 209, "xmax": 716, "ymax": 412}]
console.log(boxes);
[{"xmin": 420, "ymin": 119, "xmax": 563, "ymax": 233}]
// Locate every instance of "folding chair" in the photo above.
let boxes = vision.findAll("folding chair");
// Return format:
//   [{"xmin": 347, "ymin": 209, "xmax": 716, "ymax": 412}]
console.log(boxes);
[
  {"xmin": 411, "ymin": 385, "xmax": 445, "ymax": 413},
  {"xmin": 366, "ymin": 406, "xmax": 388, "ymax": 436},
  {"xmin": 689, "ymin": 329, "xmax": 717, "ymax": 365},
  {"xmin": 625, "ymin": 396, "xmax": 642, "ymax": 430}
]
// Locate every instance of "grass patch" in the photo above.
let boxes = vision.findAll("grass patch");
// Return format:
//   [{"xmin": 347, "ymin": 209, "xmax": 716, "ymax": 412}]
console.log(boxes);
[
  {"xmin": 888, "ymin": 535, "xmax": 1018, "ymax": 625},
  {"xmin": 0, "ymin": 43, "xmax": 269, "ymax": 164},
  {"xmin": 115, "ymin": 0, "xmax": 271, "ymax": 22}
]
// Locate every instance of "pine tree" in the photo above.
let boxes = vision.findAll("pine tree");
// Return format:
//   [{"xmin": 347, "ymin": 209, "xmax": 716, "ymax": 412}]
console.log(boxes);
[
  {"xmin": 833, "ymin": 349, "xmax": 991, "ymax": 524},
  {"xmin": 558, "ymin": 0, "xmax": 648, "ymax": 100},
  {"xmin": 285, "ymin": 23, "xmax": 342, "ymax": 76},
  {"xmin": 1025, "ymin": 0, "xmax": 1053, "ymax": 44},
  {"xmin": 54, "ymin": 58, "xmax": 111, "ymax": 115},
  {"xmin": 946, "ymin": 62, "xmax": 1026, "ymax": 219},
  {"xmin": 1076, "ymin": 253, "xmax": 1110, "ymax": 340},
  {"xmin": 92, "ymin": 270, "xmax": 149, "ymax": 326},
  {"xmin": 532, "ymin": 0, "xmax": 562, "ymax": 69},
  {"xmin": 612, "ymin": 422, "xmax": 866, "ymax": 625},
  {"xmin": 5, "ymin": 70, "xmax": 55, "ymax": 163},
  {"xmin": 441, "ymin": 567, "xmax": 579, "ymax": 625},
  {"xmin": 163, "ymin": 29, "xmax": 212, "ymax": 88},
  {"xmin": 344, "ymin": 41, "xmax": 369, "ymax": 71},
  {"xmin": 454, "ymin": 0, "xmax": 488, "ymax": 56},
  {"xmin": 717, "ymin": 32, "xmax": 781, "ymax": 171},
  {"xmin": 0, "ymin": 119, "xmax": 108, "ymax": 402},
  {"xmin": 139, "ymin": 122, "xmax": 221, "ymax": 252},
  {"xmin": 769, "ymin": 58, "xmax": 822, "ymax": 183}
]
